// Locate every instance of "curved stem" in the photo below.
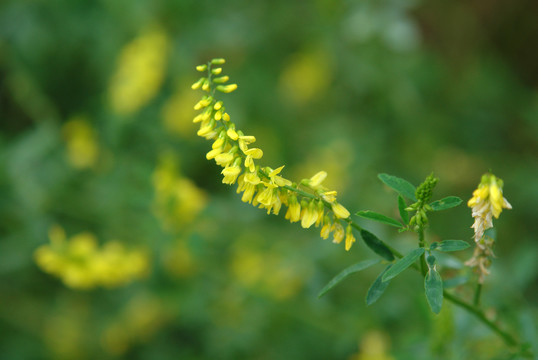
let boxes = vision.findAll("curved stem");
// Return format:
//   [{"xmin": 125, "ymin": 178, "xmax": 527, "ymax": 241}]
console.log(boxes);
[
  {"xmin": 443, "ymin": 291, "xmax": 518, "ymax": 347},
  {"xmin": 473, "ymin": 283, "xmax": 482, "ymax": 307}
]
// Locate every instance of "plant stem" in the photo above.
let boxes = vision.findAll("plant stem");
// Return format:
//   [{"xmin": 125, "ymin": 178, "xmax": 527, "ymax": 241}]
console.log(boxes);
[
  {"xmin": 443, "ymin": 291, "xmax": 518, "ymax": 347},
  {"xmin": 417, "ymin": 227, "xmax": 428, "ymax": 276},
  {"xmin": 473, "ymin": 283, "xmax": 482, "ymax": 307}
]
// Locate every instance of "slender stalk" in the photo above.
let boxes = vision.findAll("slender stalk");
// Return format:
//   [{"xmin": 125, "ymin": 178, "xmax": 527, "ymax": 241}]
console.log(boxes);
[
  {"xmin": 417, "ymin": 227, "xmax": 428, "ymax": 276},
  {"xmin": 473, "ymin": 283, "xmax": 482, "ymax": 307},
  {"xmin": 443, "ymin": 291, "xmax": 518, "ymax": 347}
]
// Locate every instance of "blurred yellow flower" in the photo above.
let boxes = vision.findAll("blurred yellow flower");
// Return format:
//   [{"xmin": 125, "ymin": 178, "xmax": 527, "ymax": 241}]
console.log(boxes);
[
  {"xmin": 349, "ymin": 331, "xmax": 395, "ymax": 360},
  {"xmin": 162, "ymin": 87, "xmax": 199, "ymax": 137},
  {"xmin": 62, "ymin": 115, "xmax": 99, "ymax": 169},
  {"xmin": 108, "ymin": 28, "xmax": 169, "ymax": 116},
  {"xmin": 101, "ymin": 293, "xmax": 171, "ymax": 356},
  {"xmin": 152, "ymin": 152, "xmax": 208, "ymax": 229},
  {"xmin": 34, "ymin": 225, "xmax": 149, "ymax": 289},
  {"xmin": 230, "ymin": 238, "xmax": 308, "ymax": 300},
  {"xmin": 279, "ymin": 50, "xmax": 331, "ymax": 106}
]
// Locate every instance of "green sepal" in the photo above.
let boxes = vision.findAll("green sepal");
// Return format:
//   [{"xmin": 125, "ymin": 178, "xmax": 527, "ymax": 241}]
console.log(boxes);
[
  {"xmin": 356, "ymin": 210, "xmax": 403, "ymax": 228},
  {"xmin": 318, "ymin": 259, "xmax": 380, "ymax": 298},
  {"xmin": 382, "ymin": 248, "xmax": 425, "ymax": 282},
  {"xmin": 431, "ymin": 240, "xmax": 470, "ymax": 252},
  {"xmin": 359, "ymin": 230, "xmax": 395, "ymax": 261},
  {"xmin": 425, "ymin": 268, "xmax": 444, "ymax": 314},
  {"xmin": 398, "ymin": 195, "xmax": 409, "ymax": 224},
  {"xmin": 378, "ymin": 173, "xmax": 417, "ymax": 202},
  {"xmin": 366, "ymin": 264, "xmax": 392, "ymax": 306},
  {"xmin": 430, "ymin": 196, "xmax": 463, "ymax": 211}
]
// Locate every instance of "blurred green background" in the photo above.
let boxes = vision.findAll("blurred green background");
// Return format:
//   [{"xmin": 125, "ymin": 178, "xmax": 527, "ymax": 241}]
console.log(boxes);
[{"xmin": 1, "ymin": 0, "xmax": 537, "ymax": 359}]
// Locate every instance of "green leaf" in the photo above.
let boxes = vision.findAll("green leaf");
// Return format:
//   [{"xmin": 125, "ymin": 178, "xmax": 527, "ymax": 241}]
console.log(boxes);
[
  {"xmin": 425, "ymin": 269, "xmax": 444, "ymax": 314},
  {"xmin": 360, "ymin": 230, "xmax": 395, "ymax": 261},
  {"xmin": 356, "ymin": 210, "xmax": 403, "ymax": 228},
  {"xmin": 398, "ymin": 195, "xmax": 409, "ymax": 224},
  {"xmin": 430, "ymin": 196, "xmax": 463, "ymax": 211},
  {"xmin": 378, "ymin": 173, "xmax": 417, "ymax": 202},
  {"xmin": 431, "ymin": 240, "xmax": 470, "ymax": 252},
  {"xmin": 382, "ymin": 248, "xmax": 425, "ymax": 282},
  {"xmin": 366, "ymin": 265, "xmax": 392, "ymax": 306},
  {"xmin": 318, "ymin": 259, "xmax": 380, "ymax": 298},
  {"xmin": 443, "ymin": 275, "xmax": 469, "ymax": 289}
]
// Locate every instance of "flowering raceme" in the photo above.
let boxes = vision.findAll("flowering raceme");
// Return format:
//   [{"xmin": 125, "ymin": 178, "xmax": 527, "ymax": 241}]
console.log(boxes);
[
  {"xmin": 191, "ymin": 59, "xmax": 355, "ymax": 250},
  {"xmin": 465, "ymin": 173, "xmax": 512, "ymax": 283},
  {"xmin": 34, "ymin": 225, "xmax": 149, "ymax": 289}
]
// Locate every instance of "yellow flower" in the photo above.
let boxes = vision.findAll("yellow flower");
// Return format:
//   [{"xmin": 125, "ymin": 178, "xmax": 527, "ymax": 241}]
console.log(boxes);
[
  {"xmin": 332, "ymin": 223, "xmax": 345, "ymax": 244},
  {"xmin": 345, "ymin": 224, "xmax": 356, "ymax": 251},
  {"xmin": 301, "ymin": 200, "xmax": 320, "ymax": 229},
  {"xmin": 108, "ymin": 28, "xmax": 169, "ymax": 116},
  {"xmin": 331, "ymin": 202, "xmax": 350, "ymax": 219},
  {"xmin": 62, "ymin": 116, "xmax": 99, "ymax": 169},
  {"xmin": 34, "ymin": 226, "xmax": 149, "ymax": 289},
  {"xmin": 320, "ymin": 216, "xmax": 332, "ymax": 239},
  {"xmin": 222, "ymin": 162, "xmax": 242, "ymax": 184},
  {"xmin": 285, "ymin": 195, "xmax": 301, "ymax": 223},
  {"xmin": 466, "ymin": 173, "xmax": 512, "ymax": 283},
  {"xmin": 191, "ymin": 59, "xmax": 356, "ymax": 251}
]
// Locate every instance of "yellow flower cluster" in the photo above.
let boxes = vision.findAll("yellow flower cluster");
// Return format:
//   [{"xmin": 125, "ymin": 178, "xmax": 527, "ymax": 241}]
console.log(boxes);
[
  {"xmin": 192, "ymin": 59, "xmax": 355, "ymax": 250},
  {"xmin": 465, "ymin": 173, "xmax": 512, "ymax": 283},
  {"xmin": 152, "ymin": 152, "xmax": 208, "ymax": 229},
  {"xmin": 34, "ymin": 225, "xmax": 149, "ymax": 289},
  {"xmin": 62, "ymin": 115, "xmax": 99, "ymax": 169},
  {"xmin": 108, "ymin": 28, "xmax": 169, "ymax": 116}
]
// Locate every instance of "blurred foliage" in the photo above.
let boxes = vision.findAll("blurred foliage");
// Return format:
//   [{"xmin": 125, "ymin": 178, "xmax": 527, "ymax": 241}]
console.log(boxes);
[{"xmin": 0, "ymin": 0, "xmax": 537, "ymax": 359}]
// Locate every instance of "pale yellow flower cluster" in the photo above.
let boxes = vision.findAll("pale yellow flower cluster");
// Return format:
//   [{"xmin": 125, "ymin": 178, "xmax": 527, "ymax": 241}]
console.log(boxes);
[
  {"xmin": 152, "ymin": 152, "xmax": 208, "ymax": 229},
  {"xmin": 62, "ymin": 116, "xmax": 99, "ymax": 169},
  {"xmin": 192, "ymin": 59, "xmax": 355, "ymax": 250},
  {"xmin": 465, "ymin": 173, "xmax": 512, "ymax": 283},
  {"xmin": 108, "ymin": 28, "xmax": 169, "ymax": 116},
  {"xmin": 34, "ymin": 225, "xmax": 149, "ymax": 289}
]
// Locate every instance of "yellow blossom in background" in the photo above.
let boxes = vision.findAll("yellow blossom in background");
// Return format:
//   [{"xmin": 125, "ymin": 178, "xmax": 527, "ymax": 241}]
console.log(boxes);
[
  {"xmin": 44, "ymin": 302, "xmax": 89, "ymax": 359},
  {"xmin": 108, "ymin": 28, "xmax": 169, "ymax": 116},
  {"xmin": 278, "ymin": 49, "xmax": 332, "ymax": 106},
  {"xmin": 192, "ymin": 59, "xmax": 357, "ymax": 250},
  {"xmin": 465, "ymin": 173, "xmax": 512, "ymax": 283},
  {"xmin": 230, "ymin": 235, "xmax": 309, "ymax": 300},
  {"xmin": 34, "ymin": 225, "xmax": 149, "ymax": 289},
  {"xmin": 101, "ymin": 293, "xmax": 172, "ymax": 356},
  {"xmin": 62, "ymin": 115, "xmax": 99, "ymax": 169},
  {"xmin": 163, "ymin": 238, "xmax": 197, "ymax": 278},
  {"xmin": 349, "ymin": 331, "xmax": 395, "ymax": 360},
  {"xmin": 152, "ymin": 152, "xmax": 208, "ymax": 229},
  {"xmin": 161, "ymin": 86, "xmax": 199, "ymax": 137}
]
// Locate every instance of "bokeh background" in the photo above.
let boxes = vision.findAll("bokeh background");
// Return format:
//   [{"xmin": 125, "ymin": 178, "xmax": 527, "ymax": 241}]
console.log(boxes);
[{"xmin": 1, "ymin": 0, "xmax": 537, "ymax": 359}]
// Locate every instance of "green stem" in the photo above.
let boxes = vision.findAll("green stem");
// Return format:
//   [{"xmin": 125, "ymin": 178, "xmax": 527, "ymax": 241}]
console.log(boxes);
[
  {"xmin": 417, "ymin": 227, "xmax": 428, "ymax": 276},
  {"xmin": 473, "ymin": 283, "xmax": 482, "ymax": 307},
  {"xmin": 443, "ymin": 291, "xmax": 518, "ymax": 347}
]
